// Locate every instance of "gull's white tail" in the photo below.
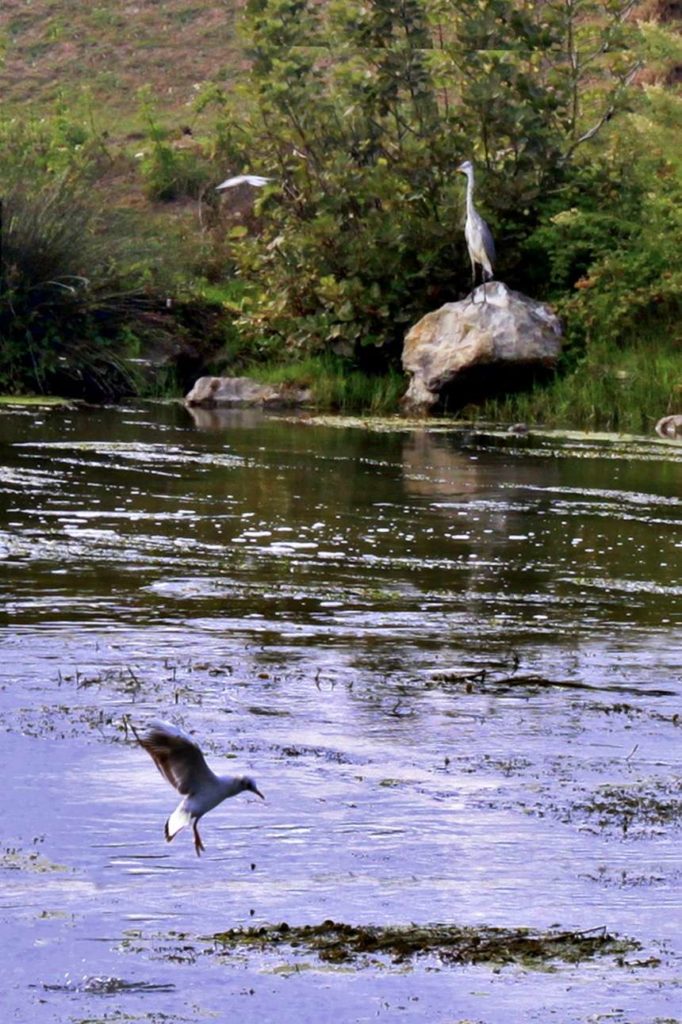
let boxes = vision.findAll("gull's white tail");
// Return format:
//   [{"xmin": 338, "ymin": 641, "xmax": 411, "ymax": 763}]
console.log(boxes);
[{"xmin": 165, "ymin": 803, "xmax": 192, "ymax": 842}]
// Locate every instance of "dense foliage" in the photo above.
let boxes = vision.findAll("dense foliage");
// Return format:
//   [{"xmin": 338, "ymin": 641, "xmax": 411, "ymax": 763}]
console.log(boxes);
[{"xmin": 208, "ymin": 0, "xmax": 655, "ymax": 362}]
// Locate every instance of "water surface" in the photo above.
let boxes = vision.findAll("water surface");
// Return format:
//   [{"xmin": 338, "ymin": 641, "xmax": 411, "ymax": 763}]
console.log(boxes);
[{"xmin": 1, "ymin": 404, "xmax": 680, "ymax": 1023}]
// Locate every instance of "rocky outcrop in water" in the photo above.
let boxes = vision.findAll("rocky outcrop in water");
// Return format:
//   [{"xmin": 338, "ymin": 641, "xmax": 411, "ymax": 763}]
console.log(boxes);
[
  {"xmin": 185, "ymin": 376, "xmax": 312, "ymax": 409},
  {"xmin": 401, "ymin": 282, "xmax": 563, "ymax": 416}
]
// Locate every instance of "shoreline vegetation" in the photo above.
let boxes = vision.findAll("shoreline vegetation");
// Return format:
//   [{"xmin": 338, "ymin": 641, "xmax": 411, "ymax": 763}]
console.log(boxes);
[{"xmin": 0, "ymin": 1, "xmax": 680, "ymax": 433}]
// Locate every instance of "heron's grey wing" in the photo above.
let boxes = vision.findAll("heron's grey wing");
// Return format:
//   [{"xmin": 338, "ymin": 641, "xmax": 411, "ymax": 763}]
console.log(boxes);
[
  {"xmin": 135, "ymin": 723, "xmax": 215, "ymax": 795},
  {"xmin": 480, "ymin": 217, "xmax": 496, "ymax": 267}
]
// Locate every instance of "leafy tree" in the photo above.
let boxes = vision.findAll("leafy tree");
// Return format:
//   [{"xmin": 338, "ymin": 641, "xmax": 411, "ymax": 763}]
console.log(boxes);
[
  {"xmin": 208, "ymin": 0, "xmax": 645, "ymax": 361},
  {"xmin": 528, "ymin": 85, "xmax": 682, "ymax": 354}
]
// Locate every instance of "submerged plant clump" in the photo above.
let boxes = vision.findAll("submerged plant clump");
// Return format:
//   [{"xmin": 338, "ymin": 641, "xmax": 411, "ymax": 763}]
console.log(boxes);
[
  {"xmin": 522, "ymin": 779, "xmax": 682, "ymax": 839},
  {"xmin": 572, "ymin": 782, "xmax": 682, "ymax": 837},
  {"xmin": 0, "ymin": 846, "xmax": 67, "ymax": 874},
  {"xmin": 211, "ymin": 920, "xmax": 636, "ymax": 968}
]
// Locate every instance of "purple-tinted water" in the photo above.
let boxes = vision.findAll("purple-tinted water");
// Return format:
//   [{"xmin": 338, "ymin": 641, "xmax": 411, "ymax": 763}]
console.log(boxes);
[{"xmin": 0, "ymin": 404, "xmax": 680, "ymax": 1023}]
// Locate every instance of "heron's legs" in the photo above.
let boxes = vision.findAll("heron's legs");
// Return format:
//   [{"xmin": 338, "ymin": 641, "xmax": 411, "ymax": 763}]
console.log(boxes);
[
  {"xmin": 480, "ymin": 268, "xmax": 494, "ymax": 304},
  {"xmin": 464, "ymin": 259, "xmax": 478, "ymax": 304},
  {"xmin": 470, "ymin": 257, "xmax": 478, "ymax": 302},
  {"xmin": 193, "ymin": 821, "xmax": 205, "ymax": 857}
]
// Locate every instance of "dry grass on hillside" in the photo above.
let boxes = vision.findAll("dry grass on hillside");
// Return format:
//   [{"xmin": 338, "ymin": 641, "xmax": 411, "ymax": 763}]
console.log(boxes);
[
  {"xmin": 0, "ymin": 0, "xmax": 244, "ymax": 133},
  {"xmin": 2, "ymin": 1, "xmax": 679, "ymax": 133}
]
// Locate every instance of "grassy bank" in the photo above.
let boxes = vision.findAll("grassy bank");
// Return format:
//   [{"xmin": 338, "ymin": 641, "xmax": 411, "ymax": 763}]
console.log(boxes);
[
  {"xmin": 226, "ymin": 341, "xmax": 680, "ymax": 434},
  {"xmin": 477, "ymin": 339, "xmax": 682, "ymax": 434}
]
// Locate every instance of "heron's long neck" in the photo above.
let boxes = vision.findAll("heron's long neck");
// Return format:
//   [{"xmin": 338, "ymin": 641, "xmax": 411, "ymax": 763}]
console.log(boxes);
[
  {"xmin": 218, "ymin": 775, "xmax": 243, "ymax": 797},
  {"xmin": 465, "ymin": 170, "xmax": 476, "ymax": 216}
]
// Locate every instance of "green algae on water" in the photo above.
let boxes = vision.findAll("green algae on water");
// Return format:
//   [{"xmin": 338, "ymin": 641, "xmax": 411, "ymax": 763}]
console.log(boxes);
[{"xmin": 0, "ymin": 395, "xmax": 76, "ymax": 407}]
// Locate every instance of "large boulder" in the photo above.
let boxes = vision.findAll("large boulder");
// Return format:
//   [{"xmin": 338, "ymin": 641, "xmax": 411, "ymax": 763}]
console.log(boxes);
[
  {"xmin": 401, "ymin": 282, "xmax": 563, "ymax": 415},
  {"xmin": 185, "ymin": 376, "xmax": 311, "ymax": 409}
]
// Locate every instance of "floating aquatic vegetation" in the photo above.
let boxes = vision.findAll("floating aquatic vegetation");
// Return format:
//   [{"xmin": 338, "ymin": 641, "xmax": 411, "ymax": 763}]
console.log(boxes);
[
  {"xmin": 0, "ymin": 396, "xmax": 75, "ymax": 408},
  {"xmin": 572, "ymin": 781, "xmax": 682, "ymax": 837},
  {"xmin": 211, "ymin": 920, "xmax": 636, "ymax": 968},
  {"xmin": 522, "ymin": 778, "xmax": 682, "ymax": 839},
  {"xmin": 583, "ymin": 865, "xmax": 682, "ymax": 890},
  {"xmin": 0, "ymin": 846, "xmax": 67, "ymax": 874},
  {"xmin": 43, "ymin": 973, "xmax": 175, "ymax": 994},
  {"xmin": 582, "ymin": 701, "xmax": 681, "ymax": 728}
]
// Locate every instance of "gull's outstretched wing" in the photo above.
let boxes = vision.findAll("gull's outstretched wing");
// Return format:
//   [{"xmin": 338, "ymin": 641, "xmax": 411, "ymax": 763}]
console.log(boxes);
[
  {"xmin": 216, "ymin": 174, "xmax": 271, "ymax": 191},
  {"xmin": 132, "ymin": 720, "xmax": 215, "ymax": 795}
]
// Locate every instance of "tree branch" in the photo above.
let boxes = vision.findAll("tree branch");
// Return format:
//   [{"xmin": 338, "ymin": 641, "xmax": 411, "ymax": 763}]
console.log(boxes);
[{"xmin": 561, "ymin": 60, "xmax": 643, "ymax": 163}]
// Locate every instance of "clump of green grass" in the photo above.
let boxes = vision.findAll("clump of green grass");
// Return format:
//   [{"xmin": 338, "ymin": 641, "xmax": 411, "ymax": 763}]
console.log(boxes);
[
  {"xmin": 0, "ymin": 172, "xmax": 143, "ymax": 398},
  {"xmin": 0, "ymin": 165, "xmax": 223, "ymax": 400},
  {"xmin": 477, "ymin": 336, "xmax": 682, "ymax": 434},
  {"xmin": 242, "ymin": 356, "xmax": 405, "ymax": 414}
]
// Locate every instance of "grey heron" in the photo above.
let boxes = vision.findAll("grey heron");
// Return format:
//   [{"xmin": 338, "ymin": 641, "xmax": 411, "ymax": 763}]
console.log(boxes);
[
  {"xmin": 457, "ymin": 160, "xmax": 496, "ymax": 301},
  {"xmin": 132, "ymin": 720, "xmax": 264, "ymax": 856}
]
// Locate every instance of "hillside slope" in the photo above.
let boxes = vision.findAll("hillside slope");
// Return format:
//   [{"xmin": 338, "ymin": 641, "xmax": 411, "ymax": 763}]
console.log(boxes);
[
  {"xmin": 0, "ymin": 0, "xmax": 242, "ymax": 133},
  {"xmin": 2, "ymin": 2, "xmax": 679, "ymax": 135}
]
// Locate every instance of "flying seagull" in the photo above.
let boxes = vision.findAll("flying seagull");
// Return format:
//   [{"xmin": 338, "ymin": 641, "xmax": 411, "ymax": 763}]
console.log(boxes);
[
  {"xmin": 215, "ymin": 174, "xmax": 272, "ymax": 191},
  {"xmin": 131, "ymin": 720, "xmax": 264, "ymax": 856}
]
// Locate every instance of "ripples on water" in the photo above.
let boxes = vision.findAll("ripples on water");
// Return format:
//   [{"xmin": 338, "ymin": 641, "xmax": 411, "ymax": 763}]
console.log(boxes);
[{"xmin": 0, "ymin": 404, "xmax": 680, "ymax": 1024}]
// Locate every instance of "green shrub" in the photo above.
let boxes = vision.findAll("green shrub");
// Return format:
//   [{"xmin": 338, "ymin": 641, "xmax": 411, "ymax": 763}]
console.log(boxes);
[
  {"xmin": 138, "ymin": 93, "xmax": 214, "ymax": 202},
  {"xmin": 525, "ymin": 91, "xmax": 682, "ymax": 352},
  {"xmin": 564, "ymin": 191, "xmax": 682, "ymax": 350},
  {"xmin": 140, "ymin": 138, "xmax": 214, "ymax": 202}
]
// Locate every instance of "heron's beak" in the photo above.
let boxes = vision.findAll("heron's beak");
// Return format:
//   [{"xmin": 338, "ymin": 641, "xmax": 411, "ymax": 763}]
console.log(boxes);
[{"xmin": 254, "ymin": 787, "xmax": 265, "ymax": 800}]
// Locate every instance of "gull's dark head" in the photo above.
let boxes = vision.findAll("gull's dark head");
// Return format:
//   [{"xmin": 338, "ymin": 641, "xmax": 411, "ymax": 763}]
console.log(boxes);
[{"xmin": 241, "ymin": 776, "xmax": 265, "ymax": 800}]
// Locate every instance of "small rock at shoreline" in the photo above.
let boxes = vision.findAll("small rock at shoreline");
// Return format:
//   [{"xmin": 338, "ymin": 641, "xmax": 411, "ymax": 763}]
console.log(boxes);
[{"xmin": 185, "ymin": 376, "xmax": 312, "ymax": 409}]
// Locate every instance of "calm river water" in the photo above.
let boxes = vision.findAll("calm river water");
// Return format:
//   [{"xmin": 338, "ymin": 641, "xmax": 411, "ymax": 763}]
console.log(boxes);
[{"xmin": 0, "ymin": 403, "xmax": 680, "ymax": 1024}]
